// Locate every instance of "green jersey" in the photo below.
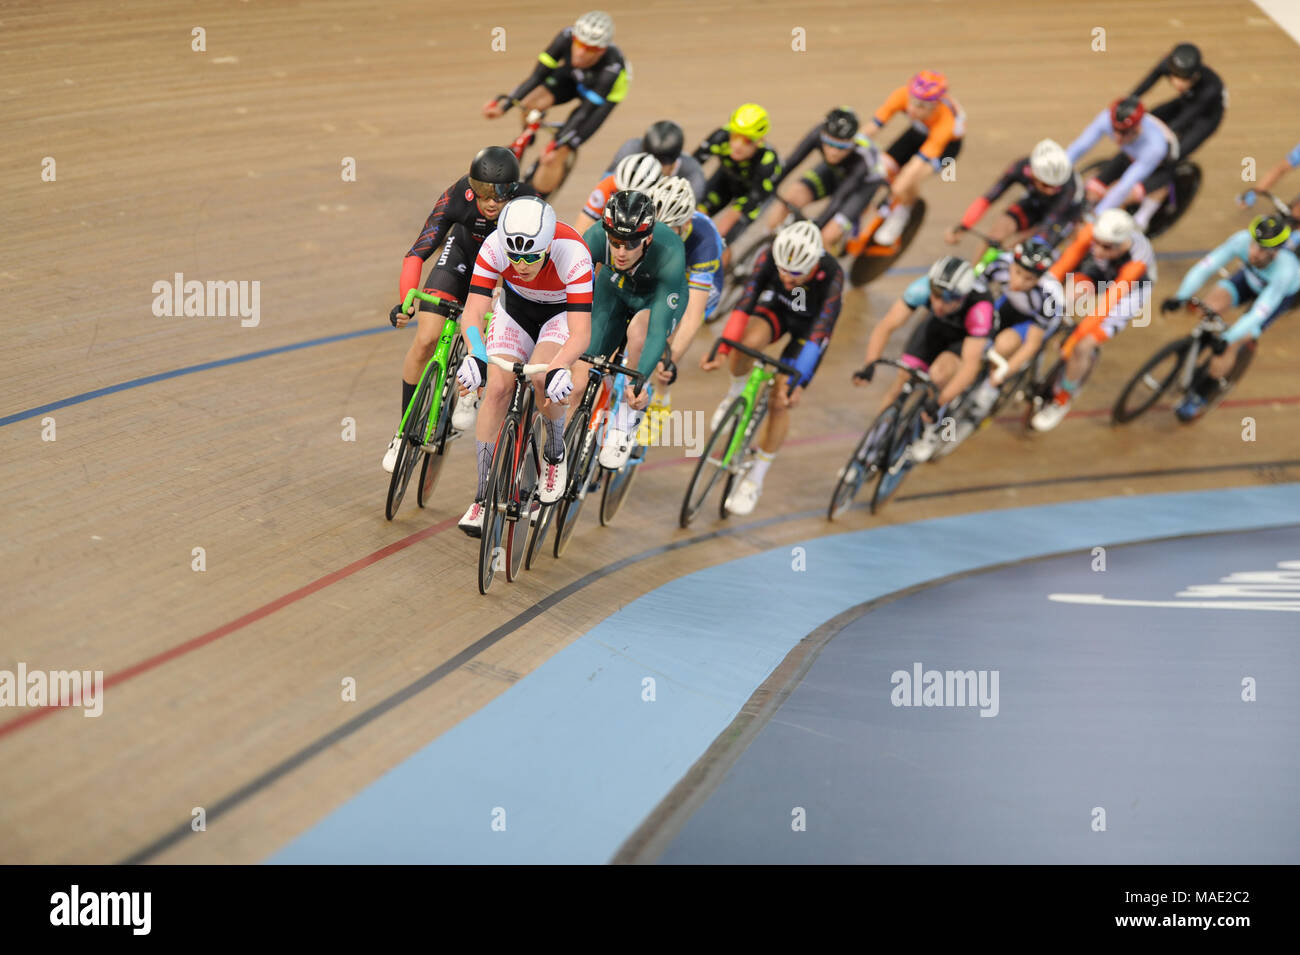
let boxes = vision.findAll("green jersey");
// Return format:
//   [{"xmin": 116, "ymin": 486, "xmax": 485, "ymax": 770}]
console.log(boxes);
[{"xmin": 582, "ymin": 220, "xmax": 689, "ymax": 382}]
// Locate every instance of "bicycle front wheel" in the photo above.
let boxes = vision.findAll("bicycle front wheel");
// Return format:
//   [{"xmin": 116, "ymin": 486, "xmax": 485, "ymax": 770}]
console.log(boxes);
[
  {"xmin": 599, "ymin": 444, "xmax": 643, "ymax": 526},
  {"xmin": 553, "ymin": 409, "xmax": 596, "ymax": 558},
  {"xmin": 478, "ymin": 418, "xmax": 516, "ymax": 595},
  {"xmin": 680, "ymin": 396, "xmax": 746, "ymax": 528},
  {"xmin": 871, "ymin": 393, "xmax": 925, "ymax": 513},
  {"xmin": 505, "ymin": 416, "xmax": 543, "ymax": 582},
  {"xmin": 828, "ymin": 406, "xmax": 897, "ymax": 521},
  {"xmin": 386, "ymin": 369, "xmax": 434, "ymax": 521},
  {"xmin": 418, "ymin": 357, "xmax": 459, "ymax": 508},
  {"xmin": 1111, "ymin": 337, "xmax": 1193, "ymax": 425}
]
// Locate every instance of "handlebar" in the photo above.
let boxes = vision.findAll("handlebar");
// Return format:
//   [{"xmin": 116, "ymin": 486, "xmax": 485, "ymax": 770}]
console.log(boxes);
[
  {"xmin": 1184, "ymin": 297, "xmax": 1226, "ymax": 330},
  {"xmin": 579, "ymin": 353, "xmax": 648, "ymax": 396},
  {"xmin": 709, "ymin": 337, "xmax": 801, "ymax": 380},
  {"xmin": 856, "ymin": 357, "xmax": 936, "ymax": 389},
  {"xmin": 487, "ymin": 355, "xmax": 549, "ymax": 377},
  {"xmin": 1240, "ymin": 189, "xmax": 1297, "ymax": 223},
  {"xmin": 402, "ymin": 289, "xmax": 465, "ymax": 315}
]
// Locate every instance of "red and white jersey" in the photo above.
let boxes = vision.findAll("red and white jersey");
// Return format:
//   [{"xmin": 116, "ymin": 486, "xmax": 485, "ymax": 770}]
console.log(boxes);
[{"xmin": 469, "ymin": 222, "xmax": 594, "ymax": 311}]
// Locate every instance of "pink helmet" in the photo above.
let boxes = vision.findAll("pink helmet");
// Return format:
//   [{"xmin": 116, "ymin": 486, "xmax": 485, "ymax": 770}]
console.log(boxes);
[{"xmin": 908, "ymin": 70, "xmax": 947, "ymax": 102}]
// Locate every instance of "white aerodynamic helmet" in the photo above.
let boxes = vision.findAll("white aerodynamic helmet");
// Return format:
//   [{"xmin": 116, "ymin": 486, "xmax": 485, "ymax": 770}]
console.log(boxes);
[
  {"xmin": 772, "ymin": 220, "xmax": 824, "ymax": 274},
  {"xmin": 573, "ymin": 10, "xmax": 614, "ymax": 47},
  {"xmin": 614, "ymin": 152, "xmax": 663, "ymax": 192},
  {"xmin": 648, "ymin": 176, "xmax": 697, "ymax": 228},
  {"xmin": 1029, "ymin": 138, "xmax": 1072, "ymax": 187},
  {"xmin": 499, "ymin": 196, "xmax": 557, "ymax": 256},
  {"xmin": 1094, "ymin": 207, "xmax": 1136, "ymax": 245}
]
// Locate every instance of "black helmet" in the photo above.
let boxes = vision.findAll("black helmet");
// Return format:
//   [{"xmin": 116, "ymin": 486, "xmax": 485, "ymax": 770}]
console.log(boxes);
[
  {"xmin": 641, "ymin": 120, "xmax": 684, "ymax": 163},
  {"xmin": 1012, "ymin": 236, "xmax": 1056, "ymax": 274},
  {"xmin": 602, "ymin": 189, "xmax": 655, "ymax": 242},
  {"xmin": 823, "ymin": 106, "xmax": 858, "ymax": 142},
  {"xmin": 468, "ymin": 146, "xmax": 521, "ymax": 199},
  {"xmin": 1167, "ymin": 42, "xmax": 1202, "ymax": 79}
]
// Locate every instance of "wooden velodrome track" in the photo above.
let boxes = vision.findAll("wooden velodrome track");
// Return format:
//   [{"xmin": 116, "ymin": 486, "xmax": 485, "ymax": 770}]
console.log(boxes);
[{"xmin": 3, "ymin": 0, "xmax": 1299, "ymax": 864}]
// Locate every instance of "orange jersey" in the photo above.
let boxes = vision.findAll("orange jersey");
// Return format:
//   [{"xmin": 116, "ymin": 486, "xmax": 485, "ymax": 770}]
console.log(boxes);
[
  {"xmin": 581, "ymin": 174, "xmax": 618, "ymax": 220},
  {"xmin": 872, "ymin": 85, "xmax": 966, "ymax": 162},
  {"xmin": 1052, "ymin": 223, "xmax": 1155, "ymax": 354}
]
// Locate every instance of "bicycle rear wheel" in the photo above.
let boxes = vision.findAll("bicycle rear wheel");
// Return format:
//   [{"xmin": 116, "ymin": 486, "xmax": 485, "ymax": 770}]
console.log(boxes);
[
  {"xmin": 871, "ymin": 392, "xmax": 926, "ymax": 513},
  {"xmin": 1111, "ymin": 337, "xmax": 1193, "ymax": 424},
  {"xmin": 680, "ymin": 397, "xmax": 745, "ymax": 528},
  {"xmin": 828, "ymin": 406, "xmax": 896, "ymax": 521},
  {"xmin": 478, "ymin": 418, "xmax": 515, "ymax": 595},
  {"xmin": 386, "ymin": 368, "xmax": 434, "ymax": 520},
  {"xmin": 849, "ymin": 196, "xmax": 925, "ymax": 287}
]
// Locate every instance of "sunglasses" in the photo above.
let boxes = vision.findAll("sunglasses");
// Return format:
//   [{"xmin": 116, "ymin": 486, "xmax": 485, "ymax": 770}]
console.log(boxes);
[
  {"xmin": 507, "ymin": 250, "xmax": 545, "ymax": 265},
  {"xmin": 572, "ymin": 39, "xmax": 606, "ymax": 54},
  {"xmin": 607, "ymin": 235, "xmax": 647, "ymax": 251},
  {"xmin": 820, "ymin": 134, "xmax": 855, "ymax": 150},
  {"xmin": 932, "ymin": 289, "xmax": 965, "ymax": 303},
  {"xmin": 470, "ymin": 180, "xmax": 518, "ymax": 202}
]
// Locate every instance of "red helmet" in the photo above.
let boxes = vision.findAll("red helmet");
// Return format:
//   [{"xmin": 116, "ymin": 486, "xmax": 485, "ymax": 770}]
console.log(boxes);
[{"xmin": 1109, "ymin": 97, "xmax": 1145, "ymax": 133}]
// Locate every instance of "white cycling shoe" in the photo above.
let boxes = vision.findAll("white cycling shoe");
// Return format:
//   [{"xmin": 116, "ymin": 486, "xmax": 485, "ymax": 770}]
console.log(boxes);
[
  {"xmin": 451, "ymin": 392, "xmax": 480, "ymax": 432},
  {"xmin": 458, "ymin": 499, "xmax": 486, "ymax": 538},
  {"xmin": 381, "ymin": 432, "xmax": 402, "ymax": 473},
  {"xmin": 1031, "ymin": 400, "xmax": 1070, "ymax": 432},
  {"xmin": 725, "ymin": 477, "xmax": 762, "ymax": 516},
  {"xmin": 909, "ymin": 425, "xmax": 944, "ymax": 463},
  {"xmin": 538, "ymin": 454, "xmax": 568, "ymax": 504},
  {"xmin": 599, "ymin": 428, "xmax": 638, "ymax": 469}
]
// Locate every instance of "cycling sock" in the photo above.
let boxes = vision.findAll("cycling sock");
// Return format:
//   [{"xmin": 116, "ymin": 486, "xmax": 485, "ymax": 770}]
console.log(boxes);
[
  {"xmin": 750, "ymin": 449, "xmax": 777, "ymax": 486},
  {"xmin": 543, "ymin": 414, "xmax": 565, "ymax": 463},
  {"xmin": 402, "ymin": 380, "xmax": 416, "ymax": 418},
  {"xmin": 475, "ymin": 440, "xmax": 492, "ymax": 499},
  {"xmin": 972, "ymin": 379, "xmax": 999, "ymax": 407}
]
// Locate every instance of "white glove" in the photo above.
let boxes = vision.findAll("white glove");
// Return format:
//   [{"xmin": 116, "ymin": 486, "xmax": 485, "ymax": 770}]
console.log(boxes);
[
  {"xmin": 457, "ymin": 355, "xmax": 486, "ymax": 390},
  {"xmin": 545, "ymin": 368, "xmax": 573, "ymax": 402}
]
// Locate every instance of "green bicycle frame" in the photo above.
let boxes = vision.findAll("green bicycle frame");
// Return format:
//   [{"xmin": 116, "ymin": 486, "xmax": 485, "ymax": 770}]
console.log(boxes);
[
  {"xmin": 720, "ymin": 364, "xmax": 778, "ymax": 467},
  {"xmin": 395, "ymin": 289, "xmax": 493, "ymax": 442}
]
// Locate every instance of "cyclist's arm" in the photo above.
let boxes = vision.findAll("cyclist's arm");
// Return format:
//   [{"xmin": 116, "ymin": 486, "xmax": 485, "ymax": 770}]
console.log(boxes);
[
  {"xmin": 1068, "ymin": 259, "xmax": 1148, "ymax": 349},
  {"xmin": 692, "ymin": 128, "xmax": 729, "ymax": 164},
  {"xmin": 868, "ymin": 86, "xmax": 908, "ymax": 134},
  {"xmin": 508, "ymin": 30, "xmax": 569, "ymax": 103},
  {"xmin": 551, "ymin": 272, "xmax": 594, "ymax": 370},
  {"xmin": 717, "ymin": 249, "xmax": 771, "ymax": 355},
  {"xmin": 1065, "ymin": 109, "xmax": 1110, "ymax": 165},
  {"xmin": 461, "ymin": 244, "xmax": 504, "ymax": 357},
  {"xmin": 1094, "ymin": 131, "xmax": 1165, "ymax": 214},
  {"xmin": 1050, "ymin": 225, "xmax": 1092, "ymax": 284},
  {"xmin": 959, "ymin": 158, "xmax": 1023, "ymax": 228},
  {"xmin": 865, "ymin": 277, "xmax": 928, "ymax": 363},
  {"xmin": 775, "ymin": 125, "xmax": 821, "ymax": 189},
  {"xmin": 1223, "ymin": 254, "xmax": 1299, "ymax": 343},
  {"xmin": 790, "ymin": 266, "xmax": 844, "ymax": 386},
  {"xmin": 1171, "ymin": 71, "xmax": 1225, "ymax": 135},
  {"xmin": 637, "ymin": 252, "xmax": 689, "ymax": 381},
  {"xmin": 668, "ymin": 287, "xmax": 711, "ymax": 365},
  {"xmin": 552, "ymin": 56, "xmax": 628, "ymax": 150},
  {"xmin": 1175, "ymin": 232, "xmax": 1247, "ymax": 300},
  {"xmin": 1248, "ymin": 144, "xmax": 1300, "ymax": 199},
  {"xmin": 1129, "ymin": 62, "xmax": 1165, "ymax": 98},
  {"xmin": 916, "ymin": 106, "xmax": 956, "ymax": 170},
  {"xmin": 736, "ymin": 149, "xmax": 782, "ymax": 217},
  {"xmin": 399, "ymin": 188, "xmax": 455, "ymax": 298}
]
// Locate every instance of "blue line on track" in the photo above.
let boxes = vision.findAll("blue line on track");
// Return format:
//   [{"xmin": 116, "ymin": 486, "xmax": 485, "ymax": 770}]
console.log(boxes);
[{"xmin": 3, "ymin": 248, "xmax": 1212, "ymax": 429}]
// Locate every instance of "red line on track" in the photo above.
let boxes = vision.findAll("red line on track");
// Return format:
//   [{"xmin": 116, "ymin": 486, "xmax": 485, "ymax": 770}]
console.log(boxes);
[{"xmin": 3, "ymin": 390, "xmax": 1296, "ymax": 741}]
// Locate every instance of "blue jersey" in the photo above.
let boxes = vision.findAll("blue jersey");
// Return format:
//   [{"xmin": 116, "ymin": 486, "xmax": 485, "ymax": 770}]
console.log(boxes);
[
  {"xmin": 682, "ymin": 210, "xmax": 724, "ymax": 316},
  {"xmin": 1176, "ymin": 230, "xmax": 1300, "ymax": 342}
]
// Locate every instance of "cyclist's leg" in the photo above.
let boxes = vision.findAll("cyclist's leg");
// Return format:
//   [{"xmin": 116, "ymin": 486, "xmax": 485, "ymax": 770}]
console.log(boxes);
[
  {"xmin": 1133, "ymin": 160, "xmax": 1177, "ymax": 230},
  {"xmin": 478, "ymin": 302, "xmax": 541, "ymax": 489},
  {"xmin": 876, "ymin": 137, "xmax": 959, "ymax": 244},
  {"xmin": 1085, "ymin": 154, "xmax": 1130, "ymax": 204},
  {"xmin": 530, "ymin": 312, "xmax": 574, "ymax": 499},
  {"xmin": 759, "ymin": 179, "xmax": 813, "ymax": 231},
  {"xmin": 711, "ymin": 308, "xmax": 777, "ymax": 426}
]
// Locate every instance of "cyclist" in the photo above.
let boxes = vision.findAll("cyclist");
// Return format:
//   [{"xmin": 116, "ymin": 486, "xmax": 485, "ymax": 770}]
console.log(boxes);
[
  {"xmin": 1129, "ymin": 43, "xmax": 1225, "ymax": 163},
  {"xmin": 1066, "ymin": 96, "xmax": 1175, "ymax": 230},
  {"xmin": 1159, "ymin": 214, "xmax": 1299, "ymax": 420},
  {"xmin": 851, "ymin": 70, "xmax": 966, "ymax": 251},
  {"xmin": 382, "ymin": 146, "xmax": 535, "ymax": 473},
  {"xmin": 603, "ymin": 120, "xmax": 708, "ymax": 200},
  {"xmin": 575, "ymin": 151, "xmax": 662, "ymax": 231},
  {"xmin": 964, "ymin": 238, "xmax": 1065, "ymax": 421},
  {"xmin": 482, "ymin": 11, "xmax": 628, "ymax": 197},
  {"xmin": 701, "ymin": 221, "xmax": 844, "ymax": 515},
  {"xmin": 692, "ymin": 103, "xmax": 783, "ymax": 251},
  {"xmin": 853, "ymin": 256, "xmax": 994, "ymax": 462},
  {"xmin": 453, "ymin": 196, "xmax": 594, "ymax": 536},
  {"xmin": 757, "ymin": 107, "xmax": 889, "ymax": 251},
  {"xmin": 646, "ymin": 175, "xmax": 724, "ymax": 388},
  {"xmin": 1237, "ymin": 141, "xmax": 1300, "ymax": 231},
  {"xmin": 945, "ymin": 139, "xmax": 1082, "ymax": 251},
  {"xmin": 1030, "ymin": 208, "xmax": 1156, "ymax": 431},
  {"xmin": 579, "ymin": 190, "xmax": 688, "ymax": 468}
]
